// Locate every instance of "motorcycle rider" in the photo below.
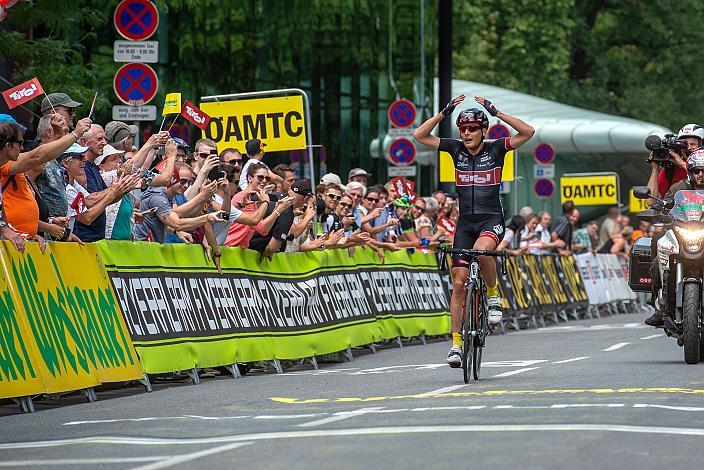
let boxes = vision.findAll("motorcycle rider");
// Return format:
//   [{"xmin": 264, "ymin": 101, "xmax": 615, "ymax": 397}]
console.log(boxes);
[{"xmin": 647, "ymin": 149, "xmax": 704, "ymax": 327}]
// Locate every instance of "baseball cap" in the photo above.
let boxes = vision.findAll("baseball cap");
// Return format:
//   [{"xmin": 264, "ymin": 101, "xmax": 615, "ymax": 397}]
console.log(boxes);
[
  {"xmin": 105, "ymin": 121, "xmax": 138, "ymax": 145},
  {"xmin": 245, "ymin": 138, "xmax": 266, "ymax": 156},
  {"xmin": 58, "ymin": 143, "xmax": 89, "ymax": 162},
  {"xmin": 0, "ymin": 114, "xmax": 26, "ymax": 131},
  {"xmin": 348, "ymin": 168, "xmax": 371, "ymax": 180},
  {"xmin": 95, "ymin": 144, "xmax": 124, "ymax": 166},
  {"xmin": 41, "ymin": 93, "xmax": 81, "ymax": 113},
  {"xmin": 290, "ymin": 179, "xmax": 313, "ymax": 197},
  {"xmin": 320, "ymin": 172, "xmax": 345, "ymax": 191}
]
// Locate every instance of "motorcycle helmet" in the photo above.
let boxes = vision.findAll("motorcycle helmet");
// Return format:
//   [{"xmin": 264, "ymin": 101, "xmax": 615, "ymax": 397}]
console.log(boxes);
[
  {"xmin": 456, "ymin": 108, "xmax": 489, "ymax": 129},
  {"xmin": 678, "ymin": 124, "xmax": 704, "ymax": 147}
]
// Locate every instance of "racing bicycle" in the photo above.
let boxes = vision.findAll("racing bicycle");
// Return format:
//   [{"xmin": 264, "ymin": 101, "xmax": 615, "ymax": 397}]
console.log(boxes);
[{"xmin": 440, "ymin": 248, "xmax": 506, "ymax": 382}]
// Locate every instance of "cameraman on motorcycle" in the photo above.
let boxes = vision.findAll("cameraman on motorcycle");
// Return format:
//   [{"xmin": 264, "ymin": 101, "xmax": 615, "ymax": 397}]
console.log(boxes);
[{"xmin": 646, "ymin": 148, "xmax": 704, "ymax": 327}]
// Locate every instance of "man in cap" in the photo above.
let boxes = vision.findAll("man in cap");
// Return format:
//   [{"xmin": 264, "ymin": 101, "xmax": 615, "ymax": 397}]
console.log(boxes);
[
  {"xmin": 249, "ymin": 179, "xmax": 312, "ymax": 257},
  {"xmin": 41, "ymin": 92, "xmax": 81, "ymax": 129},
  {"xmin": 105, "ymin": 121, "xmax": 138, "ymax": 152},
  {"xmin": 321, "ymin": 172, "xmax": 346, "ymax": 191},
  {"xmin": 238, "ymin": 138, "xmax": 282, "ymax": 190},
  {"xmin": 75, "ymin": 124, "xmax": 110, "ymax": 241},
  {"xmin": 348, "ymin": 168, "xmax": 372, "ymax": 186},
  {"xmin": 34, "ymin": 113, "xmax": 70, "ymax": 218}
]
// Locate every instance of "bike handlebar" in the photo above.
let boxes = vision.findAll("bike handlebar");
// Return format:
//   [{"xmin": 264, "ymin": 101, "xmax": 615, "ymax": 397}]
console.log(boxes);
[{"xmin": 438, "ymin": 247, "xmax": 507, "ymax": 275}]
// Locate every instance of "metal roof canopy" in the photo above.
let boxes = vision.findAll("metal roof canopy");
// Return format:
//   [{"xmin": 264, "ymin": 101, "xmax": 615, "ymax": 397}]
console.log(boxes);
[{"xmin": 434, "ymin": 79, "xmax": 672, "ymax": 154}]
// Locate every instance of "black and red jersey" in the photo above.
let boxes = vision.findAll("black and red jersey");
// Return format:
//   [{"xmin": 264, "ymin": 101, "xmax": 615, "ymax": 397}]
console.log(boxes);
[{"xmin": 439, "ymin": 137, "xmax": 512, "ymax": 215}]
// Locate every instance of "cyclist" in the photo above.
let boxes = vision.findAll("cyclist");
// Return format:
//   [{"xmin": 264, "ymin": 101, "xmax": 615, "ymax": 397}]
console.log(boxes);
[{"xmin": 414, "ymin": 95, "xmax": 534, "ymax": 367}]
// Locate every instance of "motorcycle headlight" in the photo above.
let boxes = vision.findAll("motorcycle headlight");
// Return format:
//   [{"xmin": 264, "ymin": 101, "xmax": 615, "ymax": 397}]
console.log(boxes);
[{"xmin": 673, "ymin": 225, "xmax": 704, "ymax": 252}]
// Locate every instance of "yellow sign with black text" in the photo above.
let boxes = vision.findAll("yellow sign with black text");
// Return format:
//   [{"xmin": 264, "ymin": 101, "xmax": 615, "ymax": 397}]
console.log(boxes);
[
  {"xmin": 200, "ymin": 96, "xmax": 307, "ymax": 152},
  {"xmin": 439, "ymin": 149, "xmax": 514, "ymax": 183},
  {"xmin": 162, "ymin": 93, "xmax": 182, "ymax": 115},
  {"xmin": 629, "ymin": 188, "xmax": 650, "ymax": 212},
  {"xmin": 560, "ymin": 175, "xmax": 618, "ymax": 205}
]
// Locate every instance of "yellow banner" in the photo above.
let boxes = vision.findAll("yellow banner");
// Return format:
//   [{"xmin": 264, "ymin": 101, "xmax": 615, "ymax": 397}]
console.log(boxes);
[
  {"xmin": 200, "ymin": 96, "xmax": 307, "ymax": 152},
  {"xmin": 163, "ymin": 93, "xmax": 182, "ymax": 115},
  {"xmin": 629, "ymin": 188, "xmax": 650, "ymax": 213},
  {"xmin": 560, "ymin": 175, "xmax": 618, "ymax": 205},
  {"xmin": 439, "ymin": 149, "xmax": 514, "ymax": 183},
  {"xmin": 0, "ymin": 242, "xmax": 143, "ymax": 399}
]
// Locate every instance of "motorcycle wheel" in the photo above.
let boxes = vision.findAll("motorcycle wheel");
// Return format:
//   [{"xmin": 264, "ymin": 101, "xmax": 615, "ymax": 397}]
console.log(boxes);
[{"xmin": 682, "ymin": 282, "xmax": 701, "ymax": 364}]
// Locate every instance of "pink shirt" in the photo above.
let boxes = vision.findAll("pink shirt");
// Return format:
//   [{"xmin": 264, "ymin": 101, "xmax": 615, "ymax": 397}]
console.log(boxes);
[{"xmin": 223, "ymin": 192, "xmax": 268, "ymax": 248}]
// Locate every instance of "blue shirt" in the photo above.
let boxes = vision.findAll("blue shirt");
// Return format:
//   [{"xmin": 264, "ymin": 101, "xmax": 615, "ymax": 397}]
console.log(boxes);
[
  {"xmin": 164, "ymin": 194, "xmax": 188, "ymax": 243},
  {"xmin": 73, "ymin": 160, "xmax": 107, "ymax": 242},
  {"xmin": 35, "ymin": 160, "xmax": 67, "ymax": 217}
]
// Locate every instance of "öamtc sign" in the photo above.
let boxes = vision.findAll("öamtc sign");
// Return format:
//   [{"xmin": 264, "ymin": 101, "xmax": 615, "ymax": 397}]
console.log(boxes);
[
  {"xmin": 200, "ymin": 95, "xmax": 307, "ymax": 152},
  {"xmin": 560, "ymin": 174, "xmax": 618, "ymax": 205}
]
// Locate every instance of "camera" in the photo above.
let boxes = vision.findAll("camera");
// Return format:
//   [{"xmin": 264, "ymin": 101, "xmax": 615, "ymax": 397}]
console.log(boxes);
[{"xmin": 645, "ymin": 134, "xmax": 687, "ymax": 167}]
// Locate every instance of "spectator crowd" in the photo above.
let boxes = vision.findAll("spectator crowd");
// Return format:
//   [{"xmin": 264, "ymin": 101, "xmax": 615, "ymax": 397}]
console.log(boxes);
[{"xmin": 0, "ymin": 92, "xmax": 645, "ymax": 266}]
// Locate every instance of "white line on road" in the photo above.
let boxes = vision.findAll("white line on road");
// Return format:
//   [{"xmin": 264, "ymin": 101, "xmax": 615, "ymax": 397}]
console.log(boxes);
[
  {"xmin": 0, "ymin": 456, "xmax": 168, "ymax": 467},
  {"xmin": 552, "ymin": 356, "xmax": 590, "ymax": 364},
  {"xmin": 133, "ymin": 442, "xmax": 253, "ymax": 470},
  {"xmin": 6, "ymin": 425, "xmax": 704, "ymax": 451},
  {"xmin": 492, "ymin": 367, "xmax": 540, "ymax": 378},
  {"xmin": 423, "ymin": 384, "xmax": 469, "ymax": 395},
  {"xmin": 603, "ymin": 342, "xmax": 630, "ymax": 351},
  {"xmin": 640, "ymin": 334, "xmax": 664, "ymax": 340},
  {"xmin": 633, "ymin": 404, "xmax": 704, "ymax": 411},
  {"xmin": 297, "ymin": 407, "xmax": 386, "ymax": 428}
]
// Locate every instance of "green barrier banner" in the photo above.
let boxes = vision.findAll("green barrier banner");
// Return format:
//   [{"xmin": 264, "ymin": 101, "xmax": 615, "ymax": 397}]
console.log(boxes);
[
  {"xmin": 0, "ymin": 242, "xmax": 143, "ymax": 400},
  {"xmin": 98, "ymin": 242, "xmax": 450, "ymax": 374}
]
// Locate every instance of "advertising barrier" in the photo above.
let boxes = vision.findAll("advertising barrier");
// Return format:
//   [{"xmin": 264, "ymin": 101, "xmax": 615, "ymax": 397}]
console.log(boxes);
[
  {"xmin": 98, "ymin": 242, "xmax": 450, "ymax": 374},
  {"xmin": 0, "ymin": 242, "xmax": 143, "ymax": 400},
  {"xmin": 574, "ymin": 253, "xmax": 637, "ymax": 305}
]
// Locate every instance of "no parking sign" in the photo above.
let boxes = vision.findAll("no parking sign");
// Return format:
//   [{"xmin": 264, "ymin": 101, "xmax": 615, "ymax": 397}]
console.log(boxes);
[
  {"xmin": 388, "ymin": 138, "xmax": 416, "ymax": 166},
  {"xmin": 114, "ymin": 0, "xmax": 159, "ymax": 41},
  {"xmin": 113, "ymin": 63, "xmax": 158, "ymax": 105}
]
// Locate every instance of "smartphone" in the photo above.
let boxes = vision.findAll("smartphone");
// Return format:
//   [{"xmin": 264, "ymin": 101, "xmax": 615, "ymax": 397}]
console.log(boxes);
[
  {"xmin": 218, "ymin": 211, "xmax": 229, "ymax": 220},
  {"xmin": 207, "ymin": 150, "xmax": 222, "ymax": 181}
]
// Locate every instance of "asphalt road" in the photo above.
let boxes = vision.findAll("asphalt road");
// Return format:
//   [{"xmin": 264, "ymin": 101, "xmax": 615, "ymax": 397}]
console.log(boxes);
[{"xmin": 2, "ymin": 310, "xmax": 704, "ymax": 469}]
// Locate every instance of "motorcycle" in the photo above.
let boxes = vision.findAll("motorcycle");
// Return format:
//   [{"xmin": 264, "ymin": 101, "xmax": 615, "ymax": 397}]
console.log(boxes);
[{"xmin": 631, "ymin": 186, "xmax": 704, "ymax": 364}]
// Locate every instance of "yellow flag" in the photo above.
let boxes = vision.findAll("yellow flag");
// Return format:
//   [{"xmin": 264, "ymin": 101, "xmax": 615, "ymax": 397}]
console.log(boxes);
[{"xmin": 163, "ymin": 93, "xmax": 182, "ymax": 115}]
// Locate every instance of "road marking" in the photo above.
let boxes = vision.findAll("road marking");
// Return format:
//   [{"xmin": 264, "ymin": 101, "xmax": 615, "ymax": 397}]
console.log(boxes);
[
  {"xmin": 270, "ymin": 387, "xmax": 704, "ymax": 404},
  {"xmin": 603, "ymin": 342, "xmax": 630, "ymax": 351},
  {"xmin": 552, "ymin": 356, "xmax": 590, "ymax": 364},
  {"xmin": 5, "ymin": 425, "xmax": 704, "ymax": 451},
  {"xmin": 0, "ymin": 456, "xmax": 168, "ymax": 466},
  {"xmin": 423, "ymin": 385, "xmax": 469, "ymax": 395},
  {"xmin": 516, "ymin": 323, "xmax": 649, "ymax": 335},
  {"xmin": 298, "ymin": 407, "xmax": 385, "ymax": 427},
  {"xmin": 640, "ymin": 334, "xmax": 663, "ymax": 340},
  {"xmin": 633, "ymin": 404, "xmax": 704, "ymax": 411},
  {"xmin": 492, "ymin": 367, "xmax": 540, "ymax": 378},
  {"xmin": 133, "ymin": 441, "xmax": 253, "ymax": 470}
]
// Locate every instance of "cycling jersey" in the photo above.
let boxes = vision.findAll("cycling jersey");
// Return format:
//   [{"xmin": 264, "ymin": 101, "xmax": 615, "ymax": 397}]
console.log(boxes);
[{"xmin": 438, "ymin": 137, "xmax": 512, "ymax": 215}]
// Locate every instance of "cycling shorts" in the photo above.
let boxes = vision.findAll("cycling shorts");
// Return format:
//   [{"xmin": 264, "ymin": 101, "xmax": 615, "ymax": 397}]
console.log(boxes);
[{"xmin": 451, "ymin": 214, "xmax": 505, "ymax": 267}]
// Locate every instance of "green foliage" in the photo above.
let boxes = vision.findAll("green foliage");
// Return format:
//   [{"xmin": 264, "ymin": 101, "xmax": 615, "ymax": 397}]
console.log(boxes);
[{"xmin": 453, "ymin": 0, "xmax": 704, "ymax": 130}]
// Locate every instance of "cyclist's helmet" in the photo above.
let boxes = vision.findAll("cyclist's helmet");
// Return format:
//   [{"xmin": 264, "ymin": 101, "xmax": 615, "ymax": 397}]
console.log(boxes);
[
  {"xmin": 172, "ymin": 137, "xmax": 189, "ymax": 151},
  {"xmin": 678, "ymin": 124, "xmax": 704, "ymax": 143},
  {"xmin": 687, "ymin": 149, "xmax": 704, "ymax": 171},
  {"xmin": 456, "ymin": 108, "xmax": 489, "ymax": 129}
]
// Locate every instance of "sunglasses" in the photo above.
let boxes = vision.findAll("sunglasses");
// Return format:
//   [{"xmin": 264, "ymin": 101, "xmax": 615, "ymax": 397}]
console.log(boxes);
[
  {"xmin": 692, "ymin": 169, "xmax": 704, "ymax": 175},
  {"xmin": 459, "ymin": 125, "xmax": 482, "ymax": 133},
  {"xmin": 227, "ymin": 159, "xmax": 242, "ymax": 166},
  {"xmin": 325, "ymin": 193, "xmax": 342, "ymax": 201},
  {"xmin": 413, "ymin": 205, "xmax": 425, "ymax": 211},
  {"xmin": 365, "ymin": 197, "xmax": 379, "ymax": 203},
  {"xmin": 255, "ymin": 174, "xmax": 271, "ymax": 182},
  {"xmin": 338, "ymin": 202, "xmax": 351, "ymax": 208},
  {"xmin": 179, "ymin": 178, "xmax": 195, "ymax": 185}
]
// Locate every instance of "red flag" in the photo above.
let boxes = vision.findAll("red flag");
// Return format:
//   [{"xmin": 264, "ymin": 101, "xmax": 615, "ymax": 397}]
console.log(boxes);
[
  {"xmin": 391, "ymin": 177, "xmax": 407, "ymax": 197},
  {"xmin": 180, "ymin": 100, "xmax": 211, "ymax": 130},
  {"xmin": 437, "ymin": 215, "xmax": 456, "ymax": 236},
  {"xmin": 2, "ymin": 77, "xmax": 44, "ymax": 109},
  {"xmin": 69, "ymin": 192, "xmax": 86, "ymax": 214},
  {"xmin": 406, "ymin": 180, "xmax": 415, "ymax": 193}
]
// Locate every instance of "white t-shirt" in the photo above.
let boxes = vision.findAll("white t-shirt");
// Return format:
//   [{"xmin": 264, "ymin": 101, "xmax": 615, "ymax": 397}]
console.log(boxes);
[
  {"xmin": 239, "ymin": 159, "xmax": 268, "ymax": 191},
  {"xmin": 210, "ymin": 193, "xmax": 243, "ymax": 245},
  {"xmin": 529, "ymin": 224, "xmax": 553, "ymax": 255},
  {"xmin": 503, "ymin": 228, "xmax": 516, "ymax": 248},
  {"xmin": 66, "ymin": 181, "xmax": 90, "ymax": 230}
]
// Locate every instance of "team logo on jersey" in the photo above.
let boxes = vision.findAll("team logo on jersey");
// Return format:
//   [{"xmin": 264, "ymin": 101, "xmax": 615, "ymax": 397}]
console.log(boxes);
[
  {"xmin": 493, "ymin": 224, "xmax": 504, "ymax": 235},
  {"xmin": 455, "ymin": 167, "xmax": 502, "ymax": 186}
]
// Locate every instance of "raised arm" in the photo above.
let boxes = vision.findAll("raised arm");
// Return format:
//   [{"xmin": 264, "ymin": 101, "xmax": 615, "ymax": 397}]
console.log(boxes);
[
  {"xmin": 474, "ymin": 96, "xmax": 534, "ymax": 149},
  {"xmin": 412, "ymin": 95, "xmax": 465, "ymax": 149}
]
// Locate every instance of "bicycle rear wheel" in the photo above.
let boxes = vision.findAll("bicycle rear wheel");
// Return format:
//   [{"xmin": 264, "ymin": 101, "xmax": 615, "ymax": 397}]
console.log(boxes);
[
  {"xmin": 462, "ymin": 284, "xmax": 476, "ymax": 384},
  {"xmin": 472, "ymin": 289, "xmax": 487, "ymax": 380}
]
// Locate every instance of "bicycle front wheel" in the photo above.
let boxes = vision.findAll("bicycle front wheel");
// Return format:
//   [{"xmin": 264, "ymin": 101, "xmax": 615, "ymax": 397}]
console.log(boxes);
[
  {"xmin": 472, "ymin": 289, "xmax": 487, "ymax": 380},
  {"xmin": 462, "ymin": 284, "xmax": 476, "ymax": 384}
]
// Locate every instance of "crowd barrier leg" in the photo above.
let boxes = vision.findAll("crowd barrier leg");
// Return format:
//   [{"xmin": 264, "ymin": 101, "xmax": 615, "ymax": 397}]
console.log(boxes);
[
  {"xmin": 302, "ymin": 356, "xmax": 319, "ymax": 370},
  {"xmin": 138, "ymin": 374, "xmax": 153, "ymax": 392},
  {"xmin": 82, "ymin": 388, "xmax": 98, "ymax": 403},
  {"xmin": 420, "ymin": 333, "xmax": 427, "ymax": 345},
  {"xmin": 12, "ymin": 396, "xmax": 35, "ymax": 413},
  {"xmin": 395, "ymin": 337, "xmax": 404, "ymax": 348},
  {"xmin": 183, "ymin": 368, "xmax": 200, "ymax": 385},
  {"xmin": 366, "ymin": 343, "xmax": 377, "ymax": 354},
  {"xmin": 271, "ymin": 359, "xmax": 284, "ymax": 374},
  {"xmin": 343, "ymin": 347, "xmax": 354, "ymax": 362}
]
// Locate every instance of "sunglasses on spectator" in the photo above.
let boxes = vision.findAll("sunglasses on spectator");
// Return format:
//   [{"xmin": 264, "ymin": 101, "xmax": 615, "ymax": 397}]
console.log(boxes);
[
  {"xmin": 338, "ymin": 202, "xmax": 351, "ymax": 208},
  {"xmin": 459, "ymin": 125, "xmax": 482, "ymax": 133},
  {"xmin": 413, "ymin": 205, "xmax": 425, "ymax": 211},
  {"xmin": 325, "ymin": 193, "xmax": 342, "ymax": 200},
  {"xmin": 226, "ymin": 158, "xmax": 243, "ymax": 166},
  {"xmin": 179, "ymin": 178, "xmax": 195, "ymax": 185},
  {"xmin": 255, "ymin": 174, "xmax": 271, "ymax": 182},
  {"xmin": 365, "ymin": 197, "xmax": 379, "ymax": 203}
]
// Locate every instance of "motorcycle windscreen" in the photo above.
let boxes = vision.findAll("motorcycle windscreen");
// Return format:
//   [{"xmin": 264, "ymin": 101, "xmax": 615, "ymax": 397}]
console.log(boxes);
[{"xmin": 670, "ymin": 190, "xmax": 704, "ymax": 222}]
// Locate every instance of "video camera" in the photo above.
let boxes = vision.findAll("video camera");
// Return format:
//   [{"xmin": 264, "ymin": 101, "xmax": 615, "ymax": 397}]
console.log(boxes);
[{"xmin": 645, "ymin": 134, "xmax": 687, "ymax": 167}]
